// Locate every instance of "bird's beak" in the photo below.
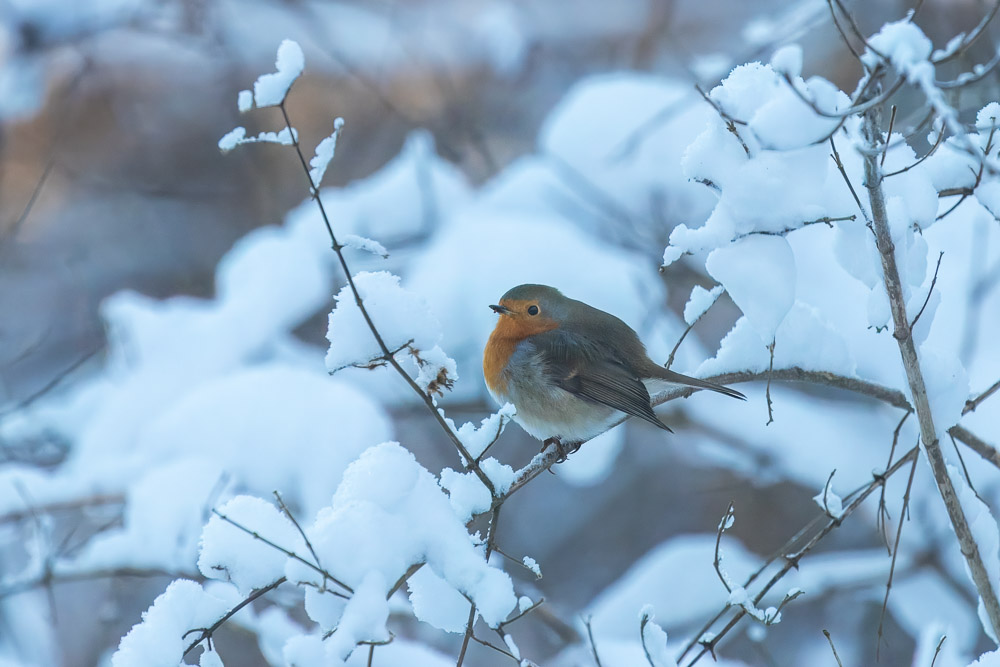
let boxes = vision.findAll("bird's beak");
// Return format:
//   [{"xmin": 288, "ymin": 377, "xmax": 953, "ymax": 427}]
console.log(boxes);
[{"xmin": 489, "ymin": 304, "xmax": 511, "ymax": 315}]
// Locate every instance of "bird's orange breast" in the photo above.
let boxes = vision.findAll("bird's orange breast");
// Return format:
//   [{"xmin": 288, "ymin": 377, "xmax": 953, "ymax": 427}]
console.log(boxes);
[{"xmin": 483, "ymin": 301, "xmax": 558, "ymax": 395}]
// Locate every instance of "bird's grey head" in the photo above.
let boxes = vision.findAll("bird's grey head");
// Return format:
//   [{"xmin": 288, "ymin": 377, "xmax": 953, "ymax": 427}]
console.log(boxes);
[{"xmin": 489, "ymin": 284, "xmax": 570, "ymax": 321}]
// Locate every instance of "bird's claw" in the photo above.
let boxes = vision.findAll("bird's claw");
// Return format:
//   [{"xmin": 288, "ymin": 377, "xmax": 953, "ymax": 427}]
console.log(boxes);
[{"xmin": 543, "ymin": 437, "xmax": 580, "ymax": 464}]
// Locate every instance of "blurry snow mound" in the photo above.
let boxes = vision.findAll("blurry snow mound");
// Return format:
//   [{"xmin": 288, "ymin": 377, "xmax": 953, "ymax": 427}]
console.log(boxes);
[
  {"xmin": 408, "ymin": 211, "xmax": 676, "ymax": 402},
  {"xmin": 587, "ymin": 534, "xmax": 761, "ymax": 636},
  {"xmin": 539, "ymin": 72, "xmax": 717, "ymax": 228},
  {"xmin": 287, "ymin": 130, "xmax": 472, "ymax": 250}
]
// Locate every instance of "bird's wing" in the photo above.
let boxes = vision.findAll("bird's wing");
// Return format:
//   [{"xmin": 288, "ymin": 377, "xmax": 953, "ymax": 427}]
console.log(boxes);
[{"xmin": 536, "ymin": 330, "xmax": 672, "ymax": 432}]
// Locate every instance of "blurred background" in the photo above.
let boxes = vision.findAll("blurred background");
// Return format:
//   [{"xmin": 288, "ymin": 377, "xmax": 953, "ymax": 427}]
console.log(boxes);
[{"xmin": 2, "ymin": 0, "xmax": 1000, "ymax": 665}]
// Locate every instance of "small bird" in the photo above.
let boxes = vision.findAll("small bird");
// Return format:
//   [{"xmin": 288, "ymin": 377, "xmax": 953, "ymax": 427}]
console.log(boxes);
[{"xmin": 483, "ymin": 284, "xmax": 745, "ymax": 451}]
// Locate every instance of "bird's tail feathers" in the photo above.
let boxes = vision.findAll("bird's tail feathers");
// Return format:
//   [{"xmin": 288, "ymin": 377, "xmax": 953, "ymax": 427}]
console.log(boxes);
[{"xmin": 648, "ymin": 367, "xmax": 747, "ymax": 400}]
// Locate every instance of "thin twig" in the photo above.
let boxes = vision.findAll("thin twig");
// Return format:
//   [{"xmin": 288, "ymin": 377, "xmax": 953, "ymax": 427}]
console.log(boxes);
[
  {"xmin": 931, "ymin": 0, "xmax": 1000, "ymax": 64},
  {"xmin": 273, "ymin": 491, "xmax": 321, "ymax": 569},
  {"xmin": 765, "ymin": 341, "xmax": 776, "ymax": 425},
  {"xmin": 881, "ymin": 105, "xmax": 897, "ymax": 166},
  {"xmin": 212, "ymin": 510, "xmax": 352, "ymax": 596},
  {"xmin": 713, "ymin": 503, "xmax": 736, "ymax": 593},
  {"xmin": 910, "ymin": 251, "xmax": 944, "ymax": 329},
  {"xmin": 182, "ymin": 578, "xmax": 285, "ymax": 656},
  {"xmin": 883, "ymin": 121, "xmax": 947, "ymax": 179},
  {"xmin": 830, "ymin": 136, "xmax": 869, "ymax": 223},
  {"xmin": 876, "ymin": 441, "xmax": 920, "ymax": 658},
  {"xmin": 584, "ymin": 616, "xmax": 604, "ymax": 667},
  {"xmin": 456, "ymin": 505, "xmax": 502, "ymax": 666},
  {"xmin": 666, "ymin": 287, "xmax": 724, "ymax": 370},
  {"xmin": 964, "ymin": 378, "xmax": 1000, "ymax": 414},
  {"xmin": 823, "ymin": 629, "xmax": 844, "ymax": 667},
  {"xmin": 951, "ymin": 425, "xmax": 1000, "ymax": 471},
  {"xmin": 929, "ymin": 635, "xmax": 947, "ymax": 667},
  {"xmin": 878, "ymin": 411, "xmax": 912, "ymax": 551},
  {"xmin": 948, "ymin": 433, "xmax": 984, "ymax": 502}
]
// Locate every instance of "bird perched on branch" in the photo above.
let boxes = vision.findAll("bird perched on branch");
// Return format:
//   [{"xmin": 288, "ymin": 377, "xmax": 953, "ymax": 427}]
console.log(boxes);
[{"xmin": 483, "ymin": 284, "xmax": 745, "ymax": 453}]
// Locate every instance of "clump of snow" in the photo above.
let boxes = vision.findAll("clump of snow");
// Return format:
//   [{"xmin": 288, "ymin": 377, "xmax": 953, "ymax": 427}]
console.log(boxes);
[
  {"xmin": 112, "ymin": 580, "xmax": 236, "ymax": 667},
  {"xmin": 705, "ymin": 235, "xmax": 796, "ymax": 342},
  {"xmin": 413, "ymin": 345, "xmax": 458, "ymax": 395},
  {"xmin": 949, "ymin": 465, "xmax": 1000, "ymax": 643},
  {"xmin": 439, "ymin": 457, "xmax": 513, "ymax": 522},
  {"xmin": 449, "ymin": 404, "xmax": 516, "ymax": 459},
  {"xmin": 407, "ymin": 566, "xmax": 472, "ymax": 633},
  {"xmin": 325, "ymin": 571, "xmax": 391, "ymax": 660},
  {"xmin": 915, "ymin": 346, "xmax": 969, "ymax": 440},
  {"xmin": 971, "ymin": 648, "xmax": 1000, "ymax": 667},
  {"xmin": 286, "ymin": 443, "xmax": 515, "ymax": 629},
  {"xmin": 342, "ymin": 234, "xmax": 388, "ymax": 259},
  {"xmin": 325, "ymin": 271, "xmax": 447, "ymax": 373},
  {"xmin": 863, "ymin": 20, "xmax": 933, "ymax": 73},
  {"xmin": 198, "ymin": 496, "xmax": 302, "ymax": 596},
  {"xmin": 522, "ymin": 557, "xmax": 541, "ymax": 579},
  {"xmin": 217, "ymin": 126, "xmax": 297, "ymax": 151},
  {"xmin": 639, "ymin": 607, "xmax": 678, "ymax": 667},
  {"xmin": 218, "ymin": 127, "xmax": 246, "ymax": 152},
  {"xmin": 770, "ymin": 44, "xmax": 803, "ymax": 78},
  {"xmin": 698, "ymin": 303, "xmax": 856, "ymax": 378},
  {"xmin": 812, "ymin": 479, "xmax": 845, "ymax": 520},
  {"xmin": 253, "ymin": 39, "xmax": 305, "ymax": 107},
  {"xmin": 439, "ymin": 467, "xmax": 491, "ymax": 522},
  {"xmin": 237, "ymin": 89, "xmax": 253, "ymax": 113},
  {"xmin": 683, "ymin": 285, "xmax": 724, "ymax": 326},
  {"xmin": 309, "ymin": 118, "xmax": 345, "ymax": 188}
]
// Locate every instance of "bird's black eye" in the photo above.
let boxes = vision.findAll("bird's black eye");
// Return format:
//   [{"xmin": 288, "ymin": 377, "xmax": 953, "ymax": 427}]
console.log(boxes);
[{"xmin": 527, "ymin": 305, "xmax": 539, "ymax": 316}]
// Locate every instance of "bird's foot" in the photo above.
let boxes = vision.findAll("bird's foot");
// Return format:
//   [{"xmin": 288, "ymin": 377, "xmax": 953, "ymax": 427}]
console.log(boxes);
[{"xmin": 543, "ymin": 437, "xmax": 581, "ymax": 464}]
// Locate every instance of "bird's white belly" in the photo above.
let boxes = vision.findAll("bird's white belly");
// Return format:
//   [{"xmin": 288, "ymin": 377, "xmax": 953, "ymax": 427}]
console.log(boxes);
[{"xmin": 488, "ymin": 378, "xmax": 620, "ymax": 443}]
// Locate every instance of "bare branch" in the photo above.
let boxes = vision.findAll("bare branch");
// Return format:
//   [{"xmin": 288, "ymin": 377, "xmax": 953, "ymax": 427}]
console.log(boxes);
[
  {"xmin": 950, "ymin": 425, "xmax": 1000, "ymax": 471},
  {"xmin": 830, "ymin": 136, "xmax": 869, "ymax": 223},
  {"xmin": 876, "ymin": 440, "xmax": 920, "ymax": 657},
  {"xmin": 964, "ymin": 378, "xmax": 1000, "ymax": 415},
  {"xmin": 860, "ymin": 98, "xmax": 1000, "ymax": 637},
  {"xmin": 584, "ymin": 615, "xmax": 604, "ymax": 667}
]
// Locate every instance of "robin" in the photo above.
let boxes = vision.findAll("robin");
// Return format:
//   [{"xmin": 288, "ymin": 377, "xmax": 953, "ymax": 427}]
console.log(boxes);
[{"xmin": 483, "ymin": 284, "xmax": 745, "ymax": 451}]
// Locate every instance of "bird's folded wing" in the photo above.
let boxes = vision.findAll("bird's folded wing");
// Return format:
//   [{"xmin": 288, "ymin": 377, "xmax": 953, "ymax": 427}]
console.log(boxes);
[{"xmin": 553, "ymin": 361, "xmax": 673, "ymax": 433}]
